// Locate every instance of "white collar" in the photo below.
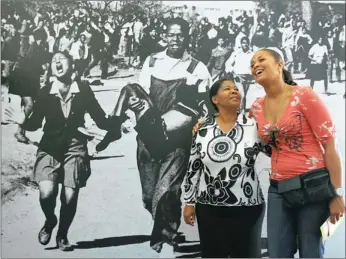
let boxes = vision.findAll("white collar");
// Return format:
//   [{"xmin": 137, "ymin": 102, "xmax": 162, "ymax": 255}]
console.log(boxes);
[
  {"xmin": 49, "ymin": 78, "xmax": 80, "ymax": 95},
  {"xmin": 153, "ymin": 49, "xmax": 191, "ymax": 62}
]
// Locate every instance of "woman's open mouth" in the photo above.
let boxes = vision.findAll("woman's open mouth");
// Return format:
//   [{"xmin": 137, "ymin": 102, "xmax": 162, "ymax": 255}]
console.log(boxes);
[
  {"xmin": 255, "ymin": 69, "xmax": 264, "ymax": 76},
  {"xmin": 56, "ymin": 63, "xmax": 64, "ymax": 73}
]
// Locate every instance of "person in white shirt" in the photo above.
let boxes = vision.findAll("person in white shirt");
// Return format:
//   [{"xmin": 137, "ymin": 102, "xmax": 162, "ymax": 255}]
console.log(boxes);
[
  {"xmin": 126, "ymin": 19, "xmax": 134, "ymax": 55},
  {"xmin": 80, "ymin": 24, "xmax": 92, "ymax": 45},
  {"xmin": 207, "ymin": 37, "xmax": 231, "ymax": 79},
  {"xmin": 46, "ymin": 29, "xmax": 56, "ymax": 54},
  {"xmin": 338, "ymin": 25, "xmax": 345, "ymax": 71},
  {"xmin": 182, "ymin": 5, "xmax": 190, "ymax": 21},
  {"xmin": 132, "ymin": 17, "xmax": 144, "ymax": 66},
  {"xmin": 57, "ymin": 29, "xmax": 73, "ymax": 53},
  {"xmin": 4, "ymin": 51, "xmax": 114, "ymax": 252},
  {"xmin": 326, "ymin": 30, "xmax": 341, "ymax": 83},
  {"xmin": 282, "ymin": 23, "xmax": 297, "ymax": 73},
  {"xmin": 225, "ymin": 36, "xmax": 253, "ymax": 113},
  {"xmin": 118, "ymin": 21, "xmax": 131, "ymax": 56},
  {"xmin": 34, "ymin": 11, "xmax": 42, "ymax": 27},
  {"xmin": 294, "ymin": 26, "xmax": 313, "ymax": 73},
  {"xmin": 183, "ymin": 78, "xmax": 270, "ymax": 258},
  {"xmin": 234, "ymin": 25, "xmax": 248, "ymax": 50},
  {"xmin": 69, "ymin": 34, "xmax": 89, "ymax": 77},
  {"xmin": 133, "ymin": 17, "xmax": 143, "ymax": 43},
  {"xmin": 53, "ymin": 16, "xmax": 62, "ymax": 37},
  {"xmin": 95, "ymin": 18, "xmax": 212, "ymax": 255},
  {"xmin": 307, "ymin": 36, "xmax": 329, "ymax": 94}
]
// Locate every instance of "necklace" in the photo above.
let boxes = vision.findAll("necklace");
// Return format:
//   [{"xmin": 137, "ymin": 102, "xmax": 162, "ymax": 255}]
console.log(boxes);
[{"xmin": 264, "ymin": 84, "xmax": 287, "ymax": 126}]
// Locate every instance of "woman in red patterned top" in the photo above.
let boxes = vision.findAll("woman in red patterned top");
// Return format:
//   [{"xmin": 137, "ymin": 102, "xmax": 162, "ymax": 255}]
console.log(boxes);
[{"xmin": 249, "ymin": 48, "xmax": 345, "ymax": 258}]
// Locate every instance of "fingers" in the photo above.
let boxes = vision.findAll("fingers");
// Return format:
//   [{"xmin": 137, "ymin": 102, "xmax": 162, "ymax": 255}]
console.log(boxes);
[
  {"xmin": 129, "ymin": 97, "xmax": 140, "ymax": 104},
  {"xmin": 130, "ymin": 100, "xmax": 145, "ymax": 111},
  {"xmin": 184, "ymin": 214, "xmax": 193, "ymax": 225},
  {"xmin": 330, "ymin": 212, "xmax": 343, "ymax": 224},
  {"xmin": 184, "ymin": 215, "xmax": 190, "ymax": 225},
  {"xmin": 183, "ymin": 206, "xmax": 196, "ymax": 226},
  {"xmin": 129, "ymin": 97, "xmax": 145, "ymax": 111},
  {"xmin": 190, "ymin": 214, "xmax": 195, "ymax": 226},
  {"xmin": 192, "ymin": 121, "xmax": 204, "ymax": 135},
  {"xmin": 4, "ymin": 108, "xmax": 13, "ymax": 117},
  {"xmin": 4, "ymin": 110, "xmax": 16, "ymax": 123},
  {"xmin": 184, "ymin": 214, "xmax": 195, "ymax": 226},
  {"xmin": 130, "ymin": 101, "xmax": 142, "ymax": 109},
  {"xmin": 4, "ymin": 110, "xmax": 12, "ymax": 118},
  {"xmin": 5, "ymin": 106, "xmax": 18, "ymax": 116},
  {"xmin": 330, "ymin": 215, "xmax": 337, "ymax": 224}
]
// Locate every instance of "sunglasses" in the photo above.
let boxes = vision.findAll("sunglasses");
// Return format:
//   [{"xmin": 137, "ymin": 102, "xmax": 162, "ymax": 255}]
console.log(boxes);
[{"xmin": 268, "ymin": 126, "xmax": 280, "ymax": 148}]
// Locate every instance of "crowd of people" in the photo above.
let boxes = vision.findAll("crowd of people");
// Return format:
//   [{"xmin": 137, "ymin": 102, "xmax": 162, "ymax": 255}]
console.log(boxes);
[
  {"xmin": 2, "ymin": 2, "xmax": 345, "ymax": 143},
  {"xmin": 1, "ymin": 1, "xmax": 346, "ymax": 257}
]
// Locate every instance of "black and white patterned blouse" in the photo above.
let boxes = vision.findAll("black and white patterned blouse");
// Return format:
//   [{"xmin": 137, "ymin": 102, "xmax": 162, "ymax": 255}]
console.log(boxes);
[{"xmin": 183, "ymin": 113, "xmax": 271, "ymax": 207}]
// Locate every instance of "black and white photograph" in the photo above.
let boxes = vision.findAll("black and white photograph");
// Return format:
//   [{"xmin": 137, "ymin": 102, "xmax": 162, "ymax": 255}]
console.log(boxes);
[{"xmin": 1, "ymin": 0, "xmax": 345, "ymax": 258}]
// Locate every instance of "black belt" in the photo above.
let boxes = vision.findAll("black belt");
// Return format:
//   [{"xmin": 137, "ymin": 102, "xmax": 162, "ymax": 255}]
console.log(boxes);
[
  {"xmin": 270, "ymin": 173, "xmax": 329, "ymax": 189},
  {"xmin": 270, "ymin": 179, "xmax": 279, "ymax": 188}
]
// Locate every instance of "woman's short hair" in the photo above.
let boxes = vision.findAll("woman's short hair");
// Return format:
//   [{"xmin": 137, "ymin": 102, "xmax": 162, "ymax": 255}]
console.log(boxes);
[
  {"xmin": 53, "ymin": 50, "xmax": 74, "ymax": 65},
  {"xmin": 209, "ymin": 77, "xmax": 235, "ymax": 112}
]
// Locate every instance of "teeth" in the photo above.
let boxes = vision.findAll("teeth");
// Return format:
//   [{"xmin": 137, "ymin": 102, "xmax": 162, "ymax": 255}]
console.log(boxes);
[
  {"xmin": 256, "ymin": 70, "xmax": 264, "ymax": 75},
  {"xmin": 56, "ymin": 64, "xmax": 63, "ymax": 71}
]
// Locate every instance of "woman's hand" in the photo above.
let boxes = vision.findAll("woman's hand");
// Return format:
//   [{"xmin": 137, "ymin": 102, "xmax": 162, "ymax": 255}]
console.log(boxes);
[
  {"xmin": 192, "ymin": 120, "xmax": 204, "ymax": 136},
  {"xmin": 3, "ymin": 106, "xmax": 25, "ymax": 125},
  {"xmin": 183, "ymin": 204, "xmax": 196, "ymax": 226},
  {"xmin": 329, "ymin": 196, "xmax": 345, "ymax": 224},
  {"xmin": 128, "ymin": 97, "xmax": 145, "ymax": 112}
]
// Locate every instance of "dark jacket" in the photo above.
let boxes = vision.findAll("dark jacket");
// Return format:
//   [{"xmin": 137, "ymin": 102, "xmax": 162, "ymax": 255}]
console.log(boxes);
[{"xmin": 23, "ymin": 80, "xmax": 112, "ymax": 160}]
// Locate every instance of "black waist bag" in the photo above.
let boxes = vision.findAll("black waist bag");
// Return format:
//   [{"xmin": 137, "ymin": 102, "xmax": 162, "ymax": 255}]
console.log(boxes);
[{"xmin": 276, "ymin": 168, "xmax": 336, "ymax": 208}]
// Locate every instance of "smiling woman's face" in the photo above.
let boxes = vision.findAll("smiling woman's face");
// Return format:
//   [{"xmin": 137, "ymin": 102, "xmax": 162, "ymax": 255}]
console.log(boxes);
[
  {"xmin": 250, "ymin": 50, "xmax": 283, "ymax": 85},
  {"xmin": 51, "ymin": 53, "xmax": 71, "ymax": 78}
]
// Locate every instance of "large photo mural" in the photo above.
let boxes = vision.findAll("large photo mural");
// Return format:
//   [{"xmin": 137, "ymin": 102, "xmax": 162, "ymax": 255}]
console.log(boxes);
[{"xmin": 1, "ymin": 1, "xmax": 345, "ymax": 258}]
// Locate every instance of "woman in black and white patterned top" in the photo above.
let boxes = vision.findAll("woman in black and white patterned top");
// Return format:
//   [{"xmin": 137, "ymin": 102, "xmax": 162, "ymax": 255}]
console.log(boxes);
[{"xmin": 182, "ymin": 78, "xmax": 271, "ymax": 258}]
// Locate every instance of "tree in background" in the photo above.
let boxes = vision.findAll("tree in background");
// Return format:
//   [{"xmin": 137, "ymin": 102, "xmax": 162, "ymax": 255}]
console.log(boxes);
[
  {"xmin": 255, "ymin": 1, "xmax": 312, "ymax": 29},
  {"xmin": 2, "ymin": 0, "xmax": 79, "ymax": 20}
]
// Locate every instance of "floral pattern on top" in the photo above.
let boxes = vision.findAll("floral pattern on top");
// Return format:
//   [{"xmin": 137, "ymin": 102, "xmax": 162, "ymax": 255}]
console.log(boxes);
[
  {"xmin": 183, "ymin": 113, "xmax": 270, "ymax": 206},
  {"xmin": 250, "ymin": 86, "xmax": 336, "ymax": 180}
]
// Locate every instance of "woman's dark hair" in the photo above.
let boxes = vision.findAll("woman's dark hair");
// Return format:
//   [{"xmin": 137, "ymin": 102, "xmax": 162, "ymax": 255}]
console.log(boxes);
[
  {"xmin": 52, "ymin": 50, "xmax": 74, "ymax": 66},
  {"xmin": 261, "ymin": 48, "xmax": 297, "ymax": 86},
  {"xmin": 209, "ymin": 76, "xmax": 235, "ymax": 112}
]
